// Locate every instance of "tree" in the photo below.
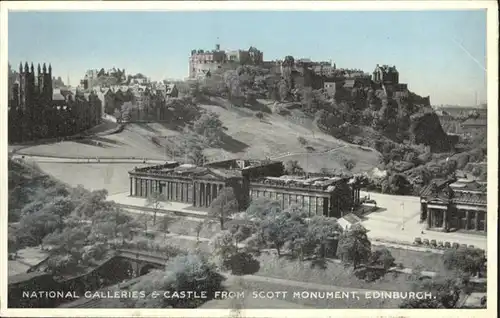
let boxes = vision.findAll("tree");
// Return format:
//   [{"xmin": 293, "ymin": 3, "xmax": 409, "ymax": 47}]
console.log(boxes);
[
  {"xmin": 368, "ymin": 248, "xmax": 395, "ymax": 270},
  {"xmin": 210, "ymin": 230, "xmax": 238, "ymax": 268},
  {"xmin": 186, "ymin": 142, "xmax": 207, "ymax": 166},
  {"xmin": 192, "ymin": 112, "xmax": 224, "ymax": 147},
  {"xmin": 145, "ymin": 191, "xmax": 167, "ymax": 225},
  {"xmin": 43, "ymin": 224, "xmax": 92, "ymax": 264},
  {"xmin": 91, "ymin": 206, "xmax": 138, "ymax": 244},
  {"xmin": 17, "ymin": 210, "xmax": 63, "ymax": 249},
  {"xmin": 341, "ymin": 157, "xmax": 356, "ymax": 171},
  {"xmin": 258, "ymin": 208, "xmax": 308, "ymax": 257},
  {"xmin": 336, "ymin": 224, "xmax": 371, "ymax": 269},
  {"xmin": 284, "ymin": 160, "xmax": 304, "ymax": 175},
  {"xmin": 128, "ymin": 253, "xmax": 224, "ymax": 308},
  {"xmin": 305, "ymin": 216, "xmax": 343, "ymax": 258},
  {"xmin": 245, "ymin": 197, "xmax": 282, "ymax": 220},
  {"xmin": 297, "ymin": 136, "xmax": 307, "ymax": 148},
  {"xmin": 73, "ymin": 189, "xmax": 111, "ymax": 220},
  {"xmin": 382, "ymin": 173, "xmax": 412, "ymax": 195},
  {"xmin": 399, "ymin": 276, "xmax": 464, "ymax": 308},
  {"xmin": 443, "ymin": 247, "xmax": 486, "ymax": 277},
  {"xmin": 194, "ymin": 221, "xmax": 204, "ymax": 242},
  {"xmin": 157, "ymin": 214, "xmax": 175, "ymax": 239},
  {"xmin": 209, "ymin": 187, "xmax": 239, "ymax": 230},
  {"xmin": 137, "ymin": 211, "xmax": 153, "ymax": 235},
  {"xmin": 8, "ymin": 232, "xmax": 19, "ymax": 257}
]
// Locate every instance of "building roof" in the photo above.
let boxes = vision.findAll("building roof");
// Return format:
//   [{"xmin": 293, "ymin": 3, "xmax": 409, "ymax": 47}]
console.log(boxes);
[
  {"xmin": 421, "ymin": 179, "xmax": 487, "ymax": 206},
  {"xmin": 338, "ymin": 213, "xmax": 362, "ymax": 230},
  {"xmin": 450, "ymin": 179, "xmax": 487, "ymax": 192}
]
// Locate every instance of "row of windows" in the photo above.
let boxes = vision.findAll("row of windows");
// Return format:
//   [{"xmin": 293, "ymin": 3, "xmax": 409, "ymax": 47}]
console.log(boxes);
[{"xmin": 250, "ymin": 190, "xmax": 326, "ymax": 215}]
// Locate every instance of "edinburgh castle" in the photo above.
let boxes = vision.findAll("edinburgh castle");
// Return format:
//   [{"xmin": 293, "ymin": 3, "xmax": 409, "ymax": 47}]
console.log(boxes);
[{"xmin": 8, "ymin": 62, "xmax": 102, "ymax": 143}]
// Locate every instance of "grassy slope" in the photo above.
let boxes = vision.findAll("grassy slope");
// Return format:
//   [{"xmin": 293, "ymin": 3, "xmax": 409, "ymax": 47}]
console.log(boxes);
[{"xmin": 15, "ymin": 98, "xmax": 382, "ymax": 186}]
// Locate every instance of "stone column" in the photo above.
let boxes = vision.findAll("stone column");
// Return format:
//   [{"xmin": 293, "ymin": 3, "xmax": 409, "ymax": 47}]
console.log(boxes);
[
  {"xmin": 474, "ymin": 211, "xmax": 480, "ymax": 231},
  {"xmin": 193, "ymin": 182, "xmax": 197, "ymax": 206},
  {"xmin": 427, "ymin": 209, "xmax": 432, "ymax": 229},
  {"xmin": 129, "ymin": 177, "xmax": 132, "ymax": 196},
  {"xmin": 207, "ymin": 183, "xmax": 212, "ymax": 206},
  {"xmin": 465, "ymin": 210, "xmax": 470, "ymax": 230},
  {"xmin": 483, "ymin": 213, "xmax": 487, "ymax": 232},
  {"xmin": 442, "ymin": 208, "xmax": 448, "ymax": 232},
  {"xmin": 308, "ymin": 196, "xmax": 312, "ymax": 218},
  {"xmin": 200, "ymin": 183, "xmax": 205, "ymax": 207}
]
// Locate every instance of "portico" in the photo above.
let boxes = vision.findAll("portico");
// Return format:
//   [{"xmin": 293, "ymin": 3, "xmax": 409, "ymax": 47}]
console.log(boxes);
[
  {"xmin": 420, "ymin": 179, "xmax": 487, "ymax": 233},
  {"xmin": 129, "ymin": 163, "xmax": 228, "ymax": 208}
]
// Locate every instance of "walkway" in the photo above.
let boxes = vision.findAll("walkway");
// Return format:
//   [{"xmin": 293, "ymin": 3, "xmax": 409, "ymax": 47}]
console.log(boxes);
[
  {"xmin": 109, "ymin": 192, "xmax": 210, "ymax": 219},
  {"xmin": 10, "ymin": 154, "xmax": 166, "ymax": 165},
  {"xmin": 359, "ymin": 191, "xmax": 487, "ymax": 250}
]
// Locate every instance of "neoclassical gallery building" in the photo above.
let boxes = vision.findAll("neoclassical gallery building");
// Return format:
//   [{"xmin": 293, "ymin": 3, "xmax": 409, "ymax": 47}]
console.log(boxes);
[{"xmin": 128, "ymin": 159, "xmax": 362, "ymax": 218}]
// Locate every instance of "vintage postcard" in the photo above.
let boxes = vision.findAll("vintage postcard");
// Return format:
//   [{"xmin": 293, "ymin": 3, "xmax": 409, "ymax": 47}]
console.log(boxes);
[{"xmin": 1, "ymin": 1, "xmax": 497, "ymax": 317}]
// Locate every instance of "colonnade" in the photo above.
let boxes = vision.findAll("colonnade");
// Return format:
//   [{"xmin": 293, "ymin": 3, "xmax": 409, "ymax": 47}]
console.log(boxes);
[
  {"xmin": 426, "ymin": 205, "xmax": 487, "ymax": 232},
  {"xmin": 129, "ymin": 176, "xmax": 225, "ymax": 207},
  {"xmin": 249, "ymin": 188, "xmax": 330, "ymax": 217}
]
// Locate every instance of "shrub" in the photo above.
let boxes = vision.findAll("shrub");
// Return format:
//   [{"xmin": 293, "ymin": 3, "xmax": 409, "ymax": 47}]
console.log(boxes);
[
  {"xmin": 437, "ymin": 241, "xmax": 444, "ymax": 248},
  {"xmin": 452, "ymin": 243, "xmax": 460, "ymax": 249},
  {"xmin": 223, "ymin": 251, "xmax": 260, "ymax": 275},
  {"xmin": 423, "ymin": 239, "xmax": 430, "ymax": 245},
  {"xmin": 414, "ymin": 237, "xmax": 422, "ymax": 245},
  {"xmin": 430, "ymin": 239, "xmax": 437, "ymax": 247},
  {"xmin": 444, "ymin": 242, "xmax": 451, "ymax": 248},
  {"xmin": 255, "ymin": 112, "xmax": 264, "ymax": 120}
]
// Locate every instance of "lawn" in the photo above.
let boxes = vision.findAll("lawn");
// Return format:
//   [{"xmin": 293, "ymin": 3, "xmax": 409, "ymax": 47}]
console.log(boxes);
[
  {"xmin": 383, "ymin": 247, "xmax": 448, "ymax": 274},
  {"xmin": 254, "ymin": 253, "xmax": 417, "ymax": 292},
  {"xmin": 164, "ymin": 218, "xmax": 221, "ymax": 239},
  {"xmin": 34, "ymin": 162, "xmax": 146, "ymax": 195}
]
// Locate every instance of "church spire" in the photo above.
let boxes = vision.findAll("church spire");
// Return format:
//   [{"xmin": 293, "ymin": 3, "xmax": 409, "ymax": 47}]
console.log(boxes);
[
  {"xmin": 38, "ymin": 63, "xmax": 41, "ymax": 74},
  {"xmin": 24, "ymin": 62, "xmax": 29, "ymax": 73},
  {"xmin": 43, "ymin": 63, "xmax": 47, "ymax": 73},
  {"xmin": 30, "ymin": 63, "xmax": 34, "ymax": 73}
]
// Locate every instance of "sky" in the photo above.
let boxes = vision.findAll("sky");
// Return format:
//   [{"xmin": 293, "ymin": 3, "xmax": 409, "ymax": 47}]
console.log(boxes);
[{"xmin": 8, "ymin": 10, "xmax": 487, "ymax": 106}]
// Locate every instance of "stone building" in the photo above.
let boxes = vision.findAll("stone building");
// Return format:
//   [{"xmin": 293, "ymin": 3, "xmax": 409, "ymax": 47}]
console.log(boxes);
[
  {"xmin": 8, "ymin": 62, "xmax": 102, "ymax": 143},
  {"xmin": 128, "ymin": 159, "xmax": 361, "ymax": 217},
  {"xmin": 419, "ymin": 178, "xmax": 487, "ymax": 233},
  {"xmin": 373, "ymin": 64, "xmax": 399, "ymax": 85},
  {"xmin": 188, "ymin": 44, "xmax": 264, "ymax": 79}
]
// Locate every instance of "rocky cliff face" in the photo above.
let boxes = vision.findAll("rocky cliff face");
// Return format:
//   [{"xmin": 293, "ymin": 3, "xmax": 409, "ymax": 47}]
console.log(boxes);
[{"xmin": 410, "ymin": 111, "xmax": 454, "ymax": 152}]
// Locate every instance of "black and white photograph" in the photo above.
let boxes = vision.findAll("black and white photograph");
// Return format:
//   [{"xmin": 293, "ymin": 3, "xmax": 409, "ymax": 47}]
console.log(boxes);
[{"xmin": 1, "ymin": 1, "xmax": 497, "ymax": 316}]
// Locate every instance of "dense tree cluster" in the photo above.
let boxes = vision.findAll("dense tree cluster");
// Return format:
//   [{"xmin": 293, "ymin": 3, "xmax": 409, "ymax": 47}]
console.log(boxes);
[
  {"xmin": 8, "ymin": 159, "xmax": 142, "ymax": 276},
  {"xmin": 124, "ymin": 253, "xmax": 224, "ymax": 308}
]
